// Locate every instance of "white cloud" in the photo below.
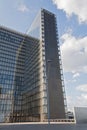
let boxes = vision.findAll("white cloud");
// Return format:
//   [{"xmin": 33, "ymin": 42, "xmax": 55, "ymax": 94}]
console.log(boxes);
[
  {"xmin": 18, "ymin": 4, "xmax": 29, "ymax": 12},
  {"xmin": 76, "ymin": 94, "xmax": 87, "ymax": 106},
  {"xmin": 65, "ymin": 79, "xmax": 76, "ymax": 85},
  {"xmin": 73, "ymin": 73, "xmax": 80, "ymax": 78},
  {"xmin": 52, "ymin": 0, "xmax": 87, "ymax": 23},
  {"xmin": 60, "ymin": 32, "xmax": 87, "ymax": 73},
  {"xmin": 67, "ymin": 94, "xmax": 87, "ymax": 110},
  {"xmin": 67, "ymin": 96, "xmax": 74, "ymax": 110},
  {"xmin": 76, "ymin": 84, "xmax": 87, "ymax": 92}
]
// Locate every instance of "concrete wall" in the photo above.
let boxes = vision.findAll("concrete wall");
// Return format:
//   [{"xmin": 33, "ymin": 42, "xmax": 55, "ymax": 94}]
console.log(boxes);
[{"xmin": 74, "ymin": 107, "xmax": 87, "ymax": 124}]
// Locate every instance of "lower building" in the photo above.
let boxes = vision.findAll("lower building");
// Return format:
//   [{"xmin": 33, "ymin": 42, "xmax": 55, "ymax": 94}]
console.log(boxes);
[
  {"xmin": 74, "ymin": 107, "xmax": 87, "ymax": 124},
  {"xmin": 0, "ymin": 26, "xmax": 42, "ymax": 122}
]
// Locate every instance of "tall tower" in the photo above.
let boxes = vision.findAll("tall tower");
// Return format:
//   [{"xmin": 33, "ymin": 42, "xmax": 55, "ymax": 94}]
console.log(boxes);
[
  {"xmin": 29, "ymin": 9, "xmax": 67, "ymax": 120},
  {"xmin": 0, "ymin": 9, "xmax": 67, "ymax": 123}
]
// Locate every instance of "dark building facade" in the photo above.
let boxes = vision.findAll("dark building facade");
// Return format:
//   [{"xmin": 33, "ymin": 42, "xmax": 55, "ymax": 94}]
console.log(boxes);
[
  {"xmin": 0, "ymin": 9, "xmax": 67, "ymax": 123},
  {"xmin": 41, "ymin": 9, "xmax": 66, "ymax": 119}
]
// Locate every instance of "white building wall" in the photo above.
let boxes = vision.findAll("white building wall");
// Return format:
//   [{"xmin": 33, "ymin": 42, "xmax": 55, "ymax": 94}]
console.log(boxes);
[{"xmin": 74, "ymin": 107, "xmax": 87, "ymax": 124}]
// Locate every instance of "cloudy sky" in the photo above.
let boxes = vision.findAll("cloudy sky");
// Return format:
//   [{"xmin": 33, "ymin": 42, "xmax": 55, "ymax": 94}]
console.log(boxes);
[{"xmin": 0, "ymin": 0, "xmax": 87, "ymax": 111}]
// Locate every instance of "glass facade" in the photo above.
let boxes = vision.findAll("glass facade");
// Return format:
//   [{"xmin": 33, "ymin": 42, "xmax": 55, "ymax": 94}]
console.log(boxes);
[
  {"xmin": 0, "ymin": 26, "xmax": 42, "ymax": 122},
  {"xmin": 41, "ymin": 9, "xmax": 67, "ymax": 119},
  {"xmin": 0, "ymin": 27, "xmax": 24, "ymax": 122},
  {"xmin": 28, "ymin": 9, "xmax": 67, "ymax": 120},
  {"xmin": 28, "ymin": 11, "xmax": 41, "ymax": 39},
  {"xmin": 0, "ymin": 9, "xmax": 67, "ymax": 123}
]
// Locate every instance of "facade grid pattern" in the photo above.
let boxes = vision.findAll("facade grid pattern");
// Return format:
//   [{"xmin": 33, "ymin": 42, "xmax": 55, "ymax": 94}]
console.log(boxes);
[{"xmin": 0, "ymin": 9, "xmax": 67, "ymax": 123}]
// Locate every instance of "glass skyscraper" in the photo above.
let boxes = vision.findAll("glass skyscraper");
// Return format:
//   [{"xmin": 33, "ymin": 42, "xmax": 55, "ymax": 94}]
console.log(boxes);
[{"xmin": 0, "ymin": 9, "xmax": 67, "ymax": 123}]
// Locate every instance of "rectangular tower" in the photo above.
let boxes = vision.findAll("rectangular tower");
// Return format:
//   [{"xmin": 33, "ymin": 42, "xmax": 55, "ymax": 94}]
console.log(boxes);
[
  {"xmin": 41, "ymin": 9, "xmax": 66, "ymax": 119},
  {"xmin": 29, "ymin": 9, "xmax": 67, "ymax": 120}
]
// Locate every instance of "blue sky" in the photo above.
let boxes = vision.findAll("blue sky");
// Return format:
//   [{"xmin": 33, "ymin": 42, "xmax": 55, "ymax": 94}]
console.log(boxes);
[{"xmin": 0, "ymin": 0, "xmax": 87, "ymax": 111}]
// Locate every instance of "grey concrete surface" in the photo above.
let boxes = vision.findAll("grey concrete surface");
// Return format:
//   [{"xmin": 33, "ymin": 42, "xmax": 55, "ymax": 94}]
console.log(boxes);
[
  {"xmin": 74, "ymin": 107, "xmax": 87, "ymax": 124},
  {"xmin": 0, "ymin": 124, "xmax": 87, "ymax": 130}
]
